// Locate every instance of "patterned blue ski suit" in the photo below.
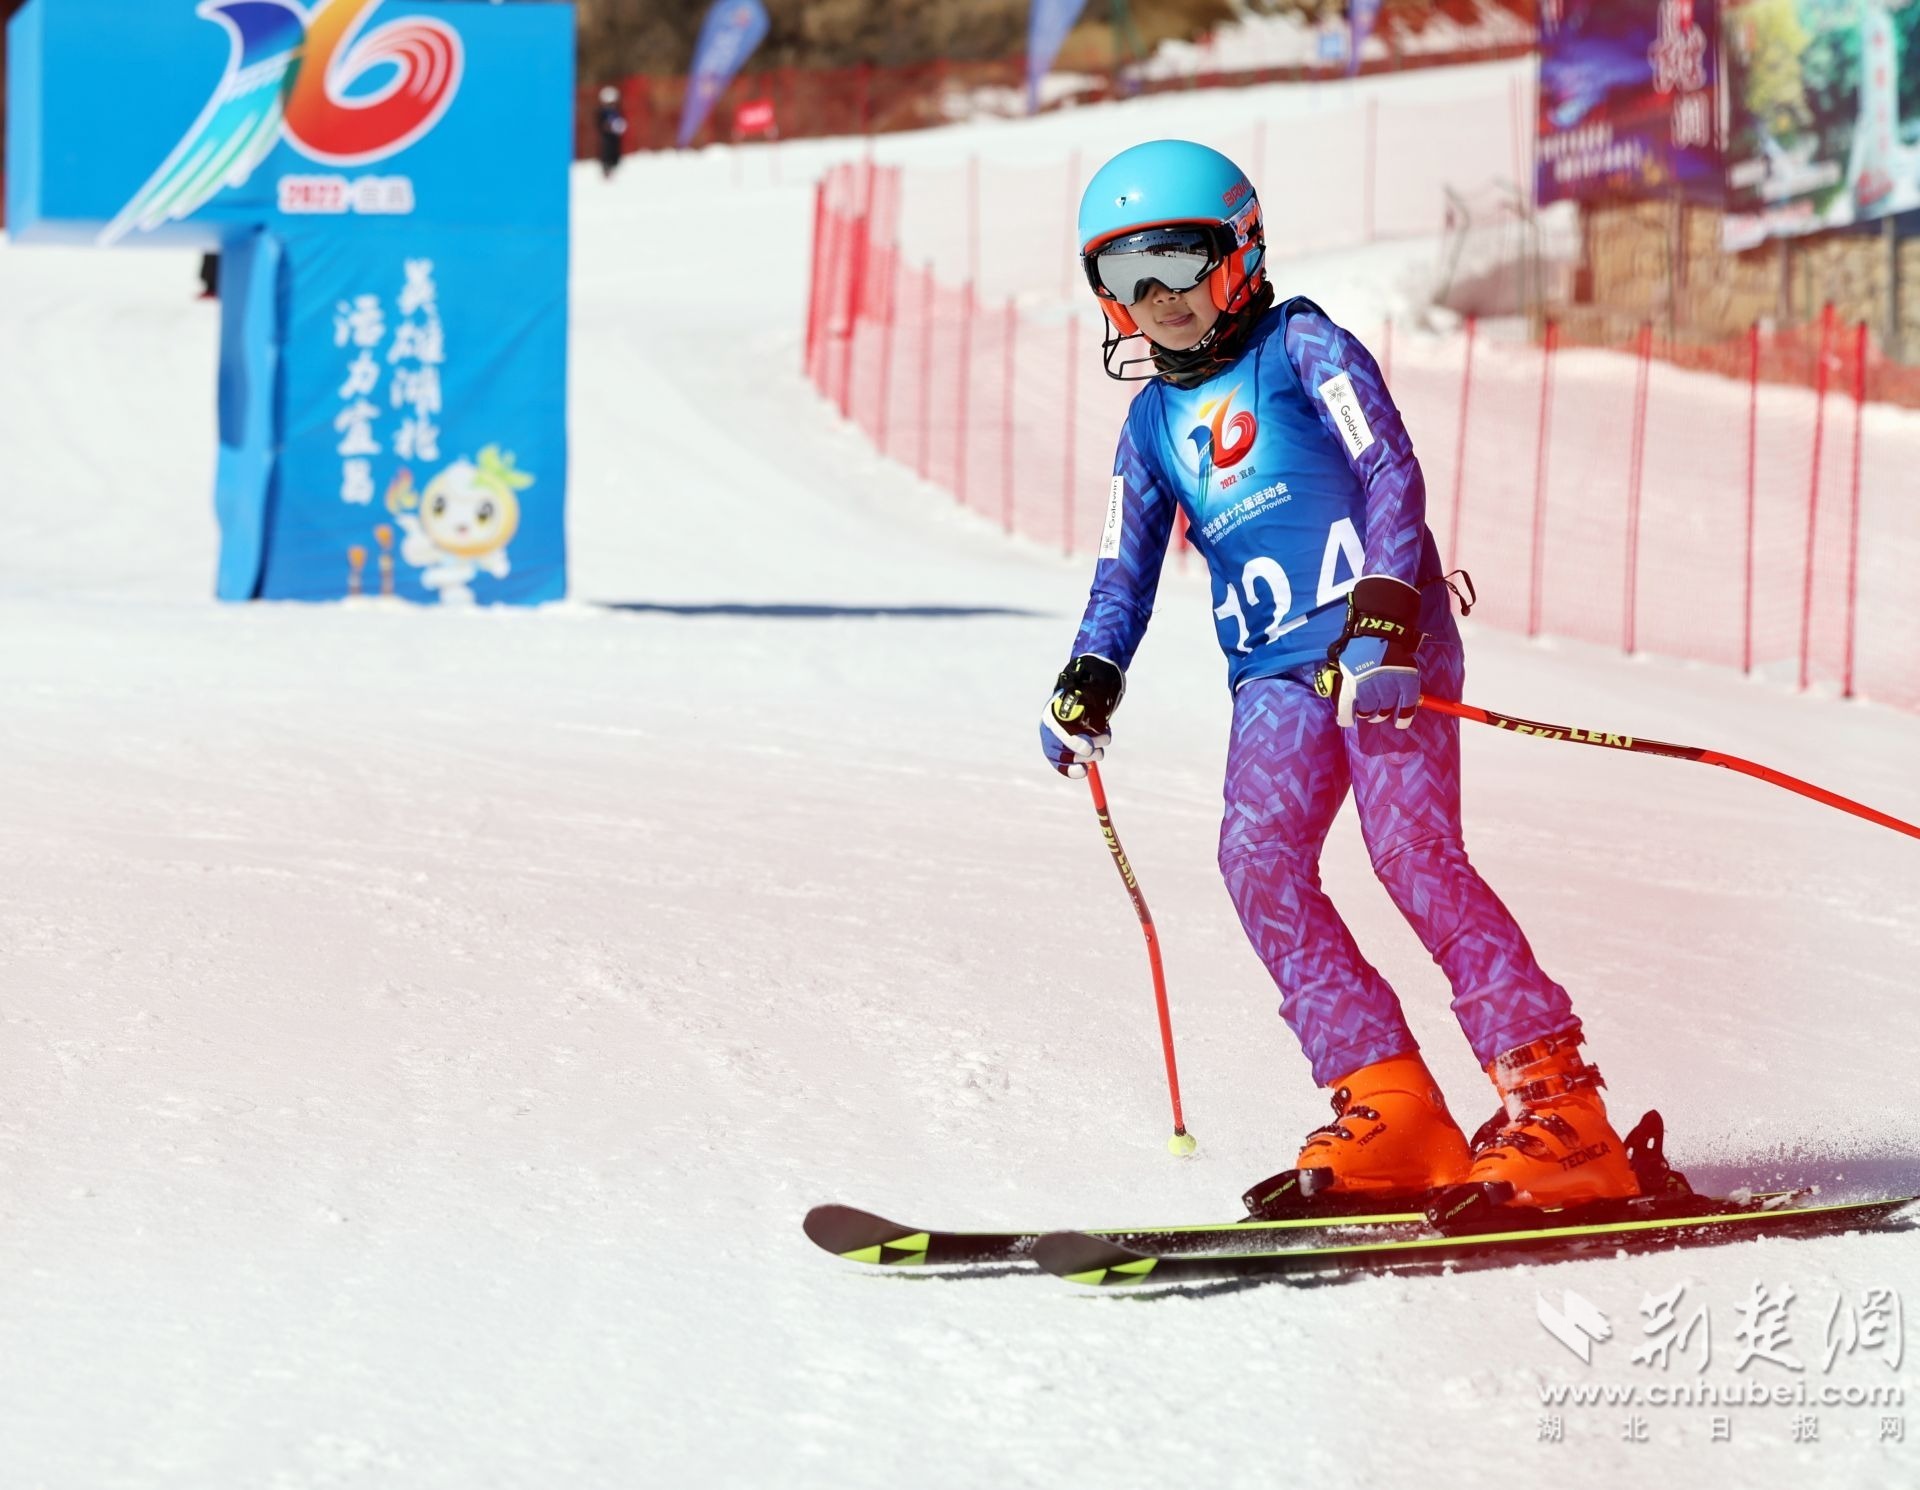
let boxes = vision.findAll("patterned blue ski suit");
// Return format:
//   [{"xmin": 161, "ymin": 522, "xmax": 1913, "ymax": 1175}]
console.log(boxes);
[{"xmin": 1067, "ymin": 297, "xmax": 1575, "ymax": 1086}]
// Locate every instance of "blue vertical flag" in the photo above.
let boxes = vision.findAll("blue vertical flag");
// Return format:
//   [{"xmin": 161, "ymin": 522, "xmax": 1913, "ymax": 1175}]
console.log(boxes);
[
  {"xmin": 677, "ymin": 0, "xmax": 770, "ymax": 149},
  {"xmin": 1348, "ymin": 0, "xmax": 1382, "ymax": 78},
  {"xmin": 1027, "ymin": 0, "xmax": 1089, "ymax": 114}
]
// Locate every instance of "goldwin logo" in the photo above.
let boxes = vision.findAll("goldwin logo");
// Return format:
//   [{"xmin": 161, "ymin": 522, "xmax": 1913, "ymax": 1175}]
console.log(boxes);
[{"xmin": 1538, "ymin": 1290, "xmax": 1612, "ymax": 1362}]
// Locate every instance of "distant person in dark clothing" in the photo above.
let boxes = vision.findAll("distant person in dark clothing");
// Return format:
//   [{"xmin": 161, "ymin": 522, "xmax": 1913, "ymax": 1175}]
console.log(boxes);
[
  {"xmin": 596, "ymin": 86, "xmax": 629, "ymax": 179},
  {"xmin": 198, "ymin": 252, "xmax": 219, "ymax": 301}
]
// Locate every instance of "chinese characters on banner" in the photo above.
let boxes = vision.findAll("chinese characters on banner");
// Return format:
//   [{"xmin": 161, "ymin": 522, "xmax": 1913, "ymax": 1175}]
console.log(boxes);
[
  {"xmin": 335, "ymin": 292, "xmax": 387, "ymax": 507},
  {"xmin": 391, "ymin": 259, "xmax": 445, "ymax": 465},
  {"xmin": 320, "ymin": 258, "xmax": 533, "ymax": 607},
  {"xmin": 1536, "ymin": 0, "xmax": 1722, "ymax": 207},
  {"xmin": 334, "ymin": 259, "xmax": 447, "ymax": 511},
  {"xmin": 334, "ymin": 259, "xmax": 528, "ymax": 604}
]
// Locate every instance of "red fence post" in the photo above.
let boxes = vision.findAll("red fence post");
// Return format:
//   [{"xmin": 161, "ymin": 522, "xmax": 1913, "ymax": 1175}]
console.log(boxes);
[
  {"xmin": 1380, "ymin": 315, "xmax": 1393, "ymax": 384},
  {"xmin": 804, "ymin": 177, "xmax": 828, "ymax": 380},
  {"xmin": 1527, "ymin": 319, "xmax": 1557, "ymax": 637},
  {"xmin": 917, "ymin": 262, "xmax": 934, "ymax": 482},
  {"xmin": 875, "ymin": 245, "xmax": 901, "ymax": 459},
  {"xmin": 824, "ymin": 186, "xmax": 853, "ymax": 399},
  {"xmin": 1742, "ymin": 320, "xmax": 1760, "ymax": 674},
  {"xmin": 1002, "ymin": 297, "xmax": 1018, "ymax": 534},
  {"xmin": 1843, "ymin": 319, "xmax": 1867, "ymax": 699},
  {"xmin": 837, "ymin": 188, "xmax": 869, "ymax": 422},
  {"xmin": 1063, "ymin": 315, "xmax": 1079, "ymax": 555},
  {"xmin": 1623, "ymin": 320, "xmax": 1652, "ymax": 654},
  {"xmin": 1798, "ymin": 302, "xmax": 1837, "ymax": 692},
  {"xmin": 955, "ymin": 280, "xmax": 976, "ymax": 505},
  {"xmin": 1448, "ymin": 314, "xmax": 1478, "ymax": 567}
]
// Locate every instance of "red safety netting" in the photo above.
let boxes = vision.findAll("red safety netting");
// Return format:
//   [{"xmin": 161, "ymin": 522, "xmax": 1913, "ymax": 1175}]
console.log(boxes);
[
  {"xmin": 572, "ymin": 38, "xmax": 1539, "ymax": 159},
  {"xmin": 890, "ymin": 80, "xmax": 1534, "ymax": 300},
  {"xmin": 808, "ymin": 161, "xmax": 1920, "ymax": 714}
]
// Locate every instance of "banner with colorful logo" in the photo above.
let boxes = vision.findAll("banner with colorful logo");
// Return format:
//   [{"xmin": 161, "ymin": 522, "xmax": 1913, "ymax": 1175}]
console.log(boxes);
[
  {"xmin": 5, "ymin": 0, "xmax": 573, "ymax": 605},
  {"xmin": 677, "ymin": 0, "xmax": 769, "ymax": 149},
  {"xmin": 1721, "ymin": 0, "xmax": 1920, "ymax": 249},
  {"xmin": 1027, "ymin": 0, "xmax": 1088, "ymax": 114},
  {"xmin": 1536, "ymin": 0, "xmax": 1722, "ymax": 206}
]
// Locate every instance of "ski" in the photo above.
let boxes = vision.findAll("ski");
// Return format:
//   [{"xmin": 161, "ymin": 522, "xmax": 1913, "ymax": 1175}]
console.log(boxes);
[
  {"xmin": 1033, "ymin": 1193, "xmax": 1918, "ymax": 1287},
  {"xmin": 802, "ymin": 1202, "xmax": 1430, "ymax": 1269},
  {"xmin": 806, "ymin": 1113, "xmax": 1882, "ymax": 1277}
]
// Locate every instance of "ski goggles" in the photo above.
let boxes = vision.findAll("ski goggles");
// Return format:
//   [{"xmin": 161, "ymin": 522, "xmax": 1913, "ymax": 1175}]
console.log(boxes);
[{"xmin": 1082, "ymin": 224, "xmax": 1231, "ymax": 305}]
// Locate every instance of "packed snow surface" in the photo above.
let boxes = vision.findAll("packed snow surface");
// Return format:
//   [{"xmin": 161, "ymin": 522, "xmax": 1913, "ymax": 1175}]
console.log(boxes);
[{"xmin": 2, "ymin": 57, "xmax": 1915, "ymax": 1490}]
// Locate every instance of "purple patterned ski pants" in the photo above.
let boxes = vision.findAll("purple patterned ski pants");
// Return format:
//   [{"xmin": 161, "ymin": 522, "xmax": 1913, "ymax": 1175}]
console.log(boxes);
[{"xmin": 1218, "ymin": 639, "xmax": 1575, "ymax": 1087}]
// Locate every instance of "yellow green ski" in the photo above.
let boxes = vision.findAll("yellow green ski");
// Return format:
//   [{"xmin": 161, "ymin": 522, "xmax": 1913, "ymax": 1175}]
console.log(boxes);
[
  {"xmin": 803, "ymin": 1202, "xmax": 1428, "ymax": 1269},
  {"xmin": 1033, "ymin": 1192, "xmax": 1918, "ymax": 1287}
]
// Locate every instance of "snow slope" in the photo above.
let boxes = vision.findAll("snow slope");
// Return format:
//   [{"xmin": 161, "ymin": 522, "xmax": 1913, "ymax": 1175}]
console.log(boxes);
[{"xmin": 2, "ymin": 59, "xmax": 1917, "ymax": 1490}]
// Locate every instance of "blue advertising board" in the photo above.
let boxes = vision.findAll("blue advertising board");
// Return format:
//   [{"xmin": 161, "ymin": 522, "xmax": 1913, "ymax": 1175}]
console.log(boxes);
[
  {"xmin": 5, "ymin": 0, "xmax": 574, "ymax": 605},
  {"xmin": 1536, "ymin": 0, "xmax": 1722, "ymax": 206}
]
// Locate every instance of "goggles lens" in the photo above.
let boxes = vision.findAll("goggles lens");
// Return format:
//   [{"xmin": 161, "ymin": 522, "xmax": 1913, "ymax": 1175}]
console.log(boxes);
[{"xmin": 1084, "ymin": 226, "xmax": 1222, "ymax": 304}]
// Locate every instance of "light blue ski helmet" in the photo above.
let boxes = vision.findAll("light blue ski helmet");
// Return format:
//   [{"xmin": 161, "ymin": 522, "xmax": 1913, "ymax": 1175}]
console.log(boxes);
[{"xmin": 1077, "ymin": 139, "xmax": 1266, "ymax": 336}]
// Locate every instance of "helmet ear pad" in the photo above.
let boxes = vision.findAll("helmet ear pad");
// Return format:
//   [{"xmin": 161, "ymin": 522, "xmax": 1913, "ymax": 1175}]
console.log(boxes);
[{"xmin": 1099, "ymin": 300, "xmax": 1140, "ymax": 337}]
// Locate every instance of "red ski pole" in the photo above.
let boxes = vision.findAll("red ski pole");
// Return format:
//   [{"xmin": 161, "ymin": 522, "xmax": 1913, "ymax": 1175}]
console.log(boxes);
[
  {"xmin": 1421, "ymin": 695, "xmax": 1920, "ymax": 843},
  {"xmin": 1085, "ymin": 762, "xmax": 1195, "ymax": 1154}
]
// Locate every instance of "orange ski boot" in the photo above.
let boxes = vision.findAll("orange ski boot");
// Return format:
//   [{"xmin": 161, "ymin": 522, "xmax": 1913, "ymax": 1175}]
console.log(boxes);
[
  {"xmin": 1465, "ymin": 1030, "xmax": 1640, "ymax": 1208},
  {"xmin": 1291, "ymin": 1054, "xmax": 1473, "ymax": 1199}
]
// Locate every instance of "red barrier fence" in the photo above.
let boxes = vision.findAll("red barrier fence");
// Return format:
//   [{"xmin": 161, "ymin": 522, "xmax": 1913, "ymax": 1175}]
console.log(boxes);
[
  {"xmin": 883, "ymin": 80, "xmax": 1534, "ymax": 305},
  {"xmin": 808, "ymin": 161, "xmax": 1920, "ymax": 713},
  {"xmin": 576, "ymin": 38, "xmax": 1538, "ymax": 158}
]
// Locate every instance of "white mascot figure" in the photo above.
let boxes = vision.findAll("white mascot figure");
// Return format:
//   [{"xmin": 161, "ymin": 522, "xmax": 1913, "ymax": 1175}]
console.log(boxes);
[{"xmin": 395, "ymin": 445, "xmax": 533, "ymax": 604}]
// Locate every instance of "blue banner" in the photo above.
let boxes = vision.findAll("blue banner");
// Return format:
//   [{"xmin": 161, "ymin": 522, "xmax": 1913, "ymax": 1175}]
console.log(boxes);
[
  {"xmin": 1536, "ymin": 0, "xmax": 1721, "ymax": 207},
  {"xmin": 1348, "ymin": 0, "xmax": 1382, "ymax": 77},
  {"xmin": 265, "ymin": 224, "xmax": 568, "ymax": 604},
  {"xmin": 6, "ymin": 0, "xmax": 573, "ymax": 605},
  {"xmin": 677, "ymin": 0, "xmax": 769, "ymax": 149},
  {"xmin": 1027, "ymin": 0, "xmax": 1088, "ymax": 114}
]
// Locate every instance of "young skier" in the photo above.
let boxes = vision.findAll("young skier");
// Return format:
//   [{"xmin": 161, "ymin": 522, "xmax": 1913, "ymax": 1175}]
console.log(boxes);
[{"xmin": 1039, "ymin": 139, "xmax": 1639, "ymax": 1209}]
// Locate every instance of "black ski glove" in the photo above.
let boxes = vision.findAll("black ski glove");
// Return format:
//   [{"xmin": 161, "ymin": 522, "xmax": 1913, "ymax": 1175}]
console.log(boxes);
[
  {"xmin": 1039, "ymin": 654, "xmax": 1125, "ymax": 778},
  {"xmin": 1321, "ymin": 576, "xmax": 1424, "ymax": 729}
]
